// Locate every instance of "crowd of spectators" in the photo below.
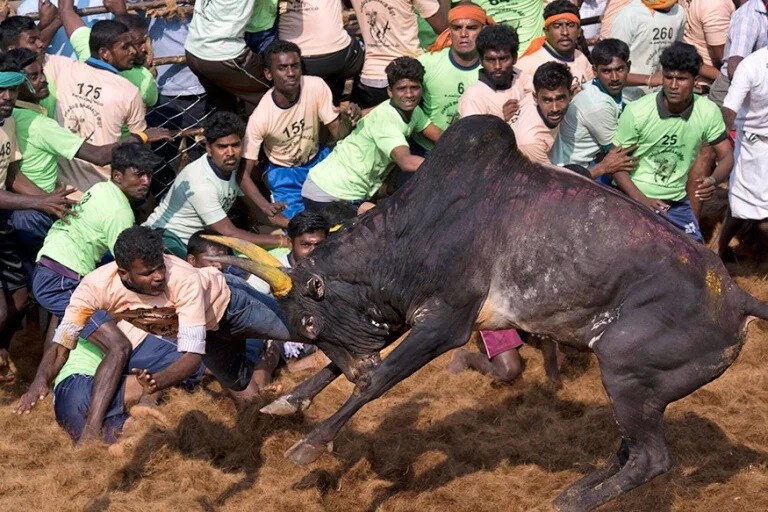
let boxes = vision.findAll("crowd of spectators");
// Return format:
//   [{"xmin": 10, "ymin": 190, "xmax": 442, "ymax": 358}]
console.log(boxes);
[{"xmin": 0, "ymin": 0, "xmax": 762, "ymax": 446}]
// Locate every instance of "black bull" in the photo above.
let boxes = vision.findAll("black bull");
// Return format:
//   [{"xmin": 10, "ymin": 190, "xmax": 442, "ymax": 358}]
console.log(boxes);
[{"xmin": 222, "ymin": 115, "xmax": 768, "ymax": 511}]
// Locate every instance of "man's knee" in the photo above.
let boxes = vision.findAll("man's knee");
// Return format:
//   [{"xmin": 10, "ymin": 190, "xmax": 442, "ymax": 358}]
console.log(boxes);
[{"xmin": 492, "ymin": 351, "xmax": 523, "ymax": 382}]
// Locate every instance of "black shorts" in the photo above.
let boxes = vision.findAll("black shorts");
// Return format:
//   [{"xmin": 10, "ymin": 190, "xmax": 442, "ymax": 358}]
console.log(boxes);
[
  {"xmin": 303, "ymin": 37, "xmax": 365, "ymax": 105},
  {"xmin": 0, "ymin": 212, "xmax": 26, "ymax": 293}
]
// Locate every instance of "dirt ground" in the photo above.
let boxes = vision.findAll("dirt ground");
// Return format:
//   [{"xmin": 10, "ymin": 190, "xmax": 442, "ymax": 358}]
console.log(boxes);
[{"xmin": 2, "ymin": 199, "xmax": 768, "ymax": 511}]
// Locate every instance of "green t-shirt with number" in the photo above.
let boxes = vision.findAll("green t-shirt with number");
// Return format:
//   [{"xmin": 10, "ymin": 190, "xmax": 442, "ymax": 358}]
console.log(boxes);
[
  {"xmin": 474, "ymin": 0, "xmax": 543, "ymax": 54},
  {"xmin": 613, "ymin": 92, "xmax": 727, "ymax": 201},
  {"xmin": 69, "ymin": 26, "xmax": 159, "ymax": 107},
  {"xmin": 308, "ymin": 101, "xmax": 432, "ymax": 200},
  {"xmin": 12, "ymin": 104, "xmax": 85, "ymax": 192},
  {"xmin": 38, "ymin": 180, "xmax": 135, "ymax": 276},
  {"xmin": 415, "ymin": 48, "xmax": 479, "ymax": 149},
  {"xmin": 53, "ymin": 339, "xmax": 103, "ymax": 388}
]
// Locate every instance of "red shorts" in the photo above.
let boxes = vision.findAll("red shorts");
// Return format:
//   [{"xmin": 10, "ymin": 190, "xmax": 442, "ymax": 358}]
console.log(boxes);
[{"xmin": 480, "ymin": 329, "xmax": 524, "ymax": 359}]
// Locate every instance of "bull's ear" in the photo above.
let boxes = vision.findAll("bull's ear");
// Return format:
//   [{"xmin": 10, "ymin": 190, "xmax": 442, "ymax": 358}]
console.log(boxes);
[
  {"xmin": 306, "ymin": 274, "xmax": 325, "ymax": 300},
  {"xmin": 301, "ymin": 314, "xmax": 319, "ymax": 339}
]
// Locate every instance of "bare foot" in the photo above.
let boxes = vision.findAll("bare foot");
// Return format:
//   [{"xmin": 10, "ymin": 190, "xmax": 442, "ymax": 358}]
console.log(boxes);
[
  {"xmin": 129, "ymin": 394, "xmax": 168, "ymax": 428},
  {"xmin": 109, "ymin": 400, "xmax": 168, "ymax": 457},
  {"xmin": 448, "ymin": 348, "xmax": 468, "ymax": 374},
  {"xmin": 228, "ymin": 383, "xmax": 283, "ymax": 403},
  {"xmin": 0, "ymin": 349, "xmax": 15, "ymax": 383}
]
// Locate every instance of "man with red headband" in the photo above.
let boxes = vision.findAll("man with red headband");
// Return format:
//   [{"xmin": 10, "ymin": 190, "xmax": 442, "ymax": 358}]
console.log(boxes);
[
  {"xmin": 610, "ymin": 0, "xmax": 685, "ymax": 103},
  {"xmin": 516, "ymin": 0, "xmax": 594, "ymax": 93},
  {"xmin": 413, "ymin": 3, "xmax": 491, "ymax": 153}
]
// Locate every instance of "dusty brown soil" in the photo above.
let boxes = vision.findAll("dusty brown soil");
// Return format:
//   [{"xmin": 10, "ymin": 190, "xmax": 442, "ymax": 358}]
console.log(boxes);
[{"xmin": 1, "ymin": 196, "xmax": 767, "ymax": 511}]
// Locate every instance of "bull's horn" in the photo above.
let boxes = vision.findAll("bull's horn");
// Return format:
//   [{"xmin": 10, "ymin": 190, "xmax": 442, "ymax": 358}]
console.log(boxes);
[
  {"xmin": 201, "ymin": 234, "xmax": 285, "ymax": 268},
  {"xmin": 205, "ymin": 255, "xmax": 293, "ymax": 298}
]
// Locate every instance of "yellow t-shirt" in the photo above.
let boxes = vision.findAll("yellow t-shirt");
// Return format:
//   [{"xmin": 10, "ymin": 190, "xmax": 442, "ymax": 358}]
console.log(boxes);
[
  {"xmin": 0, "ymin": 118, "xmax": 22, "ymax": 190},
  {"xmin": 55, "ymin": 255, "xmax": 231, "ymax": 354},
  {"xmin": 351, "ymin": 0, "xmax": 440, "ymax": 83},
  {"xmin": 44, "ymin": 56, "xmax": 147, "ymax": 192},
  {"xmin": 242, "ymin": 76, "xmax": 338, "ymax": 167},
  {"xmin": 278, "ymin": 0, "xmax": 351, "ymax": 57},
  {"xmin": 516, "ymin": 45, "xmax": 595, "ymax": 91},
  {"xmin": 458, "ymin": 70, "xmax": 534, "ymax": 122},
  {"xmin": 510, "ymin": 96, "xmax": 560, "ymax": 165},
  {"xmin": 681, "ymin": 0, "xmax": 734, "ymax": 68}
]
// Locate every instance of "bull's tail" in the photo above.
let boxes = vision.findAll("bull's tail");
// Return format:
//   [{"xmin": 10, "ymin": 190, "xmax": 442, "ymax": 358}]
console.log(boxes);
[{"xmin": 741, "ymin": 289, "xmax": 768, "ymax": 320}]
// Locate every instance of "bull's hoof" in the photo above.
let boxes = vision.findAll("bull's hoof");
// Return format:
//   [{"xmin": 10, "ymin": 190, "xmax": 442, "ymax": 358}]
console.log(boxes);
[
  {"xmin": 260, "ymin": 396, "xmax": 301, "ymax": 416},
  {"xmin": 284, "ymin": 438, "xmax": 333, "ymax": 465}
]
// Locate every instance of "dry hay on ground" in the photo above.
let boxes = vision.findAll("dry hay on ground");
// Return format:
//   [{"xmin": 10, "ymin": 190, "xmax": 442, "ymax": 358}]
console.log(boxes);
[
  {"xmin": 2, "ymin": 199, "xmax": 768, "ymax": 511},
  {"xmin": 2, "ymin": 277, "xmax": 768, "ymax": 512}
]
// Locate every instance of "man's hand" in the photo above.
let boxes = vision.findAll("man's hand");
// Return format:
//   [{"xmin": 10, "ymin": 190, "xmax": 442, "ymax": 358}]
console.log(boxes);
[
  {"xmin": 131, "ymin": 368, "xmax": 158, "ymax": 395},
  {"xmin": 38, "ymin": 0, "xmax": 60, "ymax": 27},
  {"xmin": 263, "ymin": 200, "xmax": 287, "ymax": 218},
  {"xmin": 342, "ymin": 102, "xmax": 362, "ymax": 126},
  {"xmin": 145, "ymin": 127, "xmax": 174, "ymax": 143},
  {"xmin": 36, "ymin": 185, "xmax": 78, "ymax": 220},
  {"xmin": 14, "ymin": 379, "xmax": 50, "ymax": 414},
  {"xmin": 694, "ymin": 175, "xmax": 717, "ymax": 201},
  {"xmin": 593, "ymin": 145, "xmax": 639, "ymax": 177},
  {"xmin": 570, "ymin": 80, "xmax": 583, "ymax": 96},
  {"xmin": 103, "ymin": 0, "xmax": 128, "ymax": 15},
  {"xmin": 647, "ymin": 72, "xmax": 663, "ymax": 88},
  {"xmin": 502, "ymin": 99, "xmax": 519, "ymax": 122},
  {"xmin": 643, "ymin": 197, "xmax": 670, "ymax": 214}
]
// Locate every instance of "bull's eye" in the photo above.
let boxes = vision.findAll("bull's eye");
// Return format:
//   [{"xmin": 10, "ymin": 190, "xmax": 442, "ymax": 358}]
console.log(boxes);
[{"xmin": 369, "ymin": 318, "xmax": 388, "ymax": 330}]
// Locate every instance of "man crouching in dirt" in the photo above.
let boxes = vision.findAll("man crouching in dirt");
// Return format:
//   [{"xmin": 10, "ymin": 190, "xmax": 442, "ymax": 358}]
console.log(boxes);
[
  {"xmin": 15, "ymin": 322, "xmax": 205, "ymax": 444},
  {"xmin": 18, "ymin": 225, "xmax": 293, "ymax": 443}
]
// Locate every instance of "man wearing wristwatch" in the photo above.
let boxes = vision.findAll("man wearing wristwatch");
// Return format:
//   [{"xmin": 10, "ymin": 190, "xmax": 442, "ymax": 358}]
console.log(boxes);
[
  {"xmin": 41, "ymin": 19, "xmax": 167, "ymax": 193},
  {"xmin": 8, "ymin": 48, "xmax": 170, "ymax": 273}
]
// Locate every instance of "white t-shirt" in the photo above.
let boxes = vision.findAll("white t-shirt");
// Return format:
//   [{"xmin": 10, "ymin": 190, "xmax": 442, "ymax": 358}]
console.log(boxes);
[
  {"xmin": 611, "ymin": 0, "xmax": 685, "ymax": 103},
  {"xmin": 143, "ymin": 155, "xmax": 243, "ymax": 245},
  {"xmin": 550, "ymin": 81, "xmax": 623, "ymax": 167},
  {"xmin": 185, "ymin": 0, "xmax": 255, "ymax": 61},
  {"xmin": 723, "ymin": 47, "xmax": 768, "ymax": 136}
]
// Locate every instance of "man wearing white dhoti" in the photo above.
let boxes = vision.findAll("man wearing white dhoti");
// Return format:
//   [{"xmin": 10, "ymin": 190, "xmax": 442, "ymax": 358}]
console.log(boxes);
[{"xmin": 718, "ymin": 46, "xmax": 768, "ymax": 260}]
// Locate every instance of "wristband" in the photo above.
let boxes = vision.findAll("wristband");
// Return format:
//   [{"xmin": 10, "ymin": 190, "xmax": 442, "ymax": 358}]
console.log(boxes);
[
  {"xmin": 706, "ymin": 176, "xmax": 717, "ymax": 186},
  {"xmin": 133, "ymin": 131, "xmax": 149, "ymax": 144}
]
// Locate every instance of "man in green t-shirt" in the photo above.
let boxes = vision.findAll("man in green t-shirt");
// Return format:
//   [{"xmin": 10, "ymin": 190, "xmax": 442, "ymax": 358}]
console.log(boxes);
[
  {"xmin": 24, "ymin": 144, "xmax": 162, "ymax": 443},
  {"xmin": 613, "ymin": 42, "xmax": 733, "ymax": 243},
  {"xmin": 9, "ymin": 48, "xmax": 170, "ymax": 273},
  {"xmin": 59, "ymin": 0, "xmax": 158, "ymax": 107},
  {"xmin": 414, "ymin": 3, "xmax": 490, "ymax": 153},
  {"xmin": 302, "ymin": 57, "xmax": 443, "ymax": 210}
]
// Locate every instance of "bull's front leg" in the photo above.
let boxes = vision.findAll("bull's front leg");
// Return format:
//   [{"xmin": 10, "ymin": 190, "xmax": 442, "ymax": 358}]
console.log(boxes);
[
  {"xmin": 260, "ymin": 362, "xmax": 343, "ymax": 415},
  {"xmin": 284, "ymin": 310, "xmax": 476, "ymax": 465},
  {"xmin": 261, "ymin": 342, "xmax": 380, "ymax": 416}
]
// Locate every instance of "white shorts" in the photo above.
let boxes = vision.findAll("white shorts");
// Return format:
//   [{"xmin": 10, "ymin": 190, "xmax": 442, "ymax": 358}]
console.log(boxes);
[{"xmin": 729, "ymin": 130, "xmax": 768, "ymax": 220}]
